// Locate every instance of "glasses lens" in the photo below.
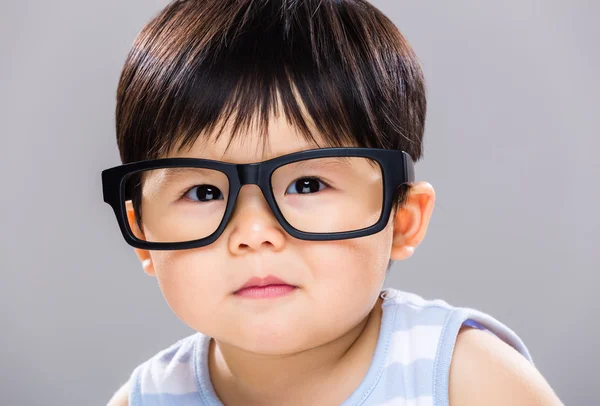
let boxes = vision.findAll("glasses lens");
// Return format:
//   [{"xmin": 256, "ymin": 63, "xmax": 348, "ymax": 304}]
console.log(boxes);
[
  {"xmin": 271, "ymin": 157, "xmax": 384, "ymax": 233},
  {"xmin": 121, "ymin": 156, "xmax": 384, "ymax": 243},
  {"xmin": 122, "ymin": 167, "xmax": 229, "ymax": 243}
]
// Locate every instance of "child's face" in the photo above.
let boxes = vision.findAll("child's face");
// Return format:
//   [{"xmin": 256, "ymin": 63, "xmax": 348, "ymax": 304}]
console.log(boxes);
[{"xmin": 129, "ymin": 112, "xmax": 419, "ymax": 355}]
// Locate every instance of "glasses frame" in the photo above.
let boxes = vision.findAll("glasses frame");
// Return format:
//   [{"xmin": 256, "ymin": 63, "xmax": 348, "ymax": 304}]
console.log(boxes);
[{"xmin": 101, "ymin": 147, "xmax": 415, "ymax": 250}]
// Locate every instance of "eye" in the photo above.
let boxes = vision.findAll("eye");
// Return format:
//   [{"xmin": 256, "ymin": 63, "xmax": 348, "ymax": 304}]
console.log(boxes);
[
  {"xmin": 183, "ymin": 185, "xmax": 224, "ymax": 202},
  {"xmin": 285, "ymin": 177, "xmax": 328, "ymax": 195}
]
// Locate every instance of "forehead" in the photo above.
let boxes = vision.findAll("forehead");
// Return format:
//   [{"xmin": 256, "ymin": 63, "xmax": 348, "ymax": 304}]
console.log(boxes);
[{"xmin": 168, "ymin": 109, "xmax": 334, "ymax": 164}]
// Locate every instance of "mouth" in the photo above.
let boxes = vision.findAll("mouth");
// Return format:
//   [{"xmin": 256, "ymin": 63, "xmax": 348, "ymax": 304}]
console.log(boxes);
[
  {"xmin": 234, "ymin": 275, "xmax": 298, "ymax": 298},
  {"xmin": 234, "ymin": 284, "xmax": 298, "ymax": 299}
]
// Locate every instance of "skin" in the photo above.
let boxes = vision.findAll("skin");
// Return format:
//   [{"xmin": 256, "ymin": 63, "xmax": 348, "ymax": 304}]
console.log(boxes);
[{"xmin": 108, "ymin": 108, "xmax": 563, "ymax": 405}]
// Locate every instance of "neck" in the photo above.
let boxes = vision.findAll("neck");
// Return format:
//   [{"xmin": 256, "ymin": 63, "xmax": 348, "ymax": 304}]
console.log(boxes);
[{"xmin": 208, "ymin": 296, "xmax": 384, "ymax": 406}]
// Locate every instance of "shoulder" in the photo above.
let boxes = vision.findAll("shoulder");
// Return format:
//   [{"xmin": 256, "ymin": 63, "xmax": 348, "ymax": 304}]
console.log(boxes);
[
  {"xmin": 104, "ymin": 334, "xmax": 198, "ymax": 406},
  {"xmin": 448, "ymin": 325, "xmax": 564, "ymax": 406},
  {"xmin": 106, "ymin": 380, "xmax": 129, "ymax": 406},
  {"xmin": 111, "ymin": 333, "xmax": 202, "ymax": 405}
]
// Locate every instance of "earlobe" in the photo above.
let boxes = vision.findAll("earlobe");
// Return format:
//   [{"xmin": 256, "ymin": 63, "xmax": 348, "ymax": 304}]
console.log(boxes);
[
  {"xmin": 389, "ymin": 182, "xmax": 435, "ymax": 261},
  {"xmin": 139, "ymin": 256, "xmax": 156, "ymax": 276},
  {"xmin": 391, "ymin": 245, "xmax": 415, "ymax": 261},
  {"xmin": 125, "ymin": 201, "xmax": 156, "ymax": 276}
]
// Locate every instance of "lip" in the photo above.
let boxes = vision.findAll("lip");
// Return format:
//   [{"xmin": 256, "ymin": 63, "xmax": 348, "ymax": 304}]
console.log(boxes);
[{"xmin": 235, "ymin": 275, "xmax": 295, "ymax": 293}]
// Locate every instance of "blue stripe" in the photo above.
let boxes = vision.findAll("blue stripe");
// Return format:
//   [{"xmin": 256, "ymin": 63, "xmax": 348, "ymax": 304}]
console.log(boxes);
[
  {"xmin": 157, "ymin": 347, "xmax": 192, "ymax": 364},
  {"xmin": 129, "ymin": 361, "xmax": 145, "ymax": 406},
  {"xmin": 138, "ymin": 392, "xmax": 203, "ymax": 406}
]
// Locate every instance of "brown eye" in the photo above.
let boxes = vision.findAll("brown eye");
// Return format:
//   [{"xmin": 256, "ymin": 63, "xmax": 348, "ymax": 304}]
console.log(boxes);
[
  {"xmin": 184, "ymin": 185, "xmax": 224, "ymax": 202},
  {"xmin": 285, "ymin": 177, "xmax": 327, "ymax": 195}
]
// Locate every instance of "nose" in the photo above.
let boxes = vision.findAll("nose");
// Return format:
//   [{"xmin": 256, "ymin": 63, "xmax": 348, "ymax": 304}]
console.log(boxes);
[{"xmin": 226, "ymin": 184, "xmax": 286, "ymax": 254}]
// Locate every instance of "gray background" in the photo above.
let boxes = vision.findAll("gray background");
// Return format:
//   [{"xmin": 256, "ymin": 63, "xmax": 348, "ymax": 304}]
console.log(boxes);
[{"xmin": 1, "ymin": 0, "xmax": 597, "ymax": 405}]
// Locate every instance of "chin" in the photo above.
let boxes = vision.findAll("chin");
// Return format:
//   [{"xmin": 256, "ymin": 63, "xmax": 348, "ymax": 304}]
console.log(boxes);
[
  {"xmin": 239, "ymin": 338, "xmax": 306, "ymax": 356},
  {"xmin": 231, "ymin": 325, "xmax": 312, "ymax": 355}
]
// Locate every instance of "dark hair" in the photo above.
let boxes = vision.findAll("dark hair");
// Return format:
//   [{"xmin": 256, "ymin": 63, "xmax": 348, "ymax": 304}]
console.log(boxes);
[{"xmin": 115, "ymin": 0, "xmax": 427, "ymax": 272}]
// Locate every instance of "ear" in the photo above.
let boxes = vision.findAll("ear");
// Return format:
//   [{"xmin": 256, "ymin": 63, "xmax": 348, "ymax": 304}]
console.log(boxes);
[
  {"xmin": 125, "ymin": 200, "xmax": 156, "ymax": 276},
  {"xmin": 390, "ymin": 181, "xmax": 435, "ymax": 261}
]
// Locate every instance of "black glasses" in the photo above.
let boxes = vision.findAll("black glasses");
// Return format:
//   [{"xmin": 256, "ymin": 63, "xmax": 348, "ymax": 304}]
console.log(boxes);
[{"xmin": 101, "ymin": 147, "xmax": 415, "ymax": 250}]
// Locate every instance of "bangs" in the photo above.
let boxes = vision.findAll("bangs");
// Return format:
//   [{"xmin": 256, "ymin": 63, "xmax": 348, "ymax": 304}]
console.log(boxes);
[{"xmin": 116, "ymin": 0, "xmax": 426, "ymax": 164}]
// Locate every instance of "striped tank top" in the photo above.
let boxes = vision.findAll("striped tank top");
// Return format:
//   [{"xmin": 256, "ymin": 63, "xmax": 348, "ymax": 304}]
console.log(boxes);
[{"xmin": 127, "ymin": 287, "xmax": 534, "ymax": 405}]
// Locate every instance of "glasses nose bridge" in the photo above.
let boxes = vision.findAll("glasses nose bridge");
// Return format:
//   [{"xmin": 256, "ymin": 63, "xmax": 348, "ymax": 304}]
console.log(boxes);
[
  {"xmin": 236, "ymin": 162, "xmax": 262, "ymax": 186},
  {"xmin": 233, "ymin": 162, "xmax": 272, "ymax": 208}
]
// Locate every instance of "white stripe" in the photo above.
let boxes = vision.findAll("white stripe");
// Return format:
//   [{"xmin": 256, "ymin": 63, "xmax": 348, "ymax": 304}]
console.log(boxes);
[
  {"xmin": 385, "ymin": 325, "xmax": 443, "ymax": 366},
  {"xmin": 378, "ymin": 395, "xmax": 434, "ymax": 406},
  {"xmin": 396, "ymin": 291, "xmax": 451, "ymax": 309},
  {"xmin": 140, "ymin": 359, "xmax": 197, "ymax": 394}
]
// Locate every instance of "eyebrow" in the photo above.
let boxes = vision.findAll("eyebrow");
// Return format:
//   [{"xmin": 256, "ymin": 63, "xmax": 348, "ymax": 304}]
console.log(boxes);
[
  {"xmin": 290, "ymin": 156, "xmax": 354, "ymax": 169},
  {"xmin": 159, "ymin": 167, "xmax": 220, "ymax": 183},
  {"xmin": 165, "ymin": 154, "xmax": 355, "ymax": 167},
  {"xmin": 215, "ymin": 139, "xmax": 329, "ymax": 162}
]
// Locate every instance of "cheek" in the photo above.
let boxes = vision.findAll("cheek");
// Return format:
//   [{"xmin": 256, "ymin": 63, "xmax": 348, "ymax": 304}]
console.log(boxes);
[
  {"xmin": 298, "ymin": 228, "xmax": 392, "ymax": 311},
  {"xmin": 303, "ymin": 225, "xmax": 393, "ymax": 289},
  {"xmin": 149, "ymin": 251, "xmax": 223, "ymax": 332}
]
